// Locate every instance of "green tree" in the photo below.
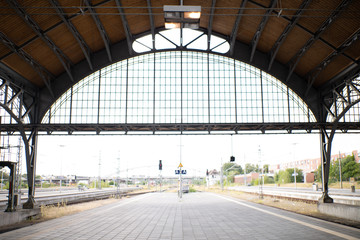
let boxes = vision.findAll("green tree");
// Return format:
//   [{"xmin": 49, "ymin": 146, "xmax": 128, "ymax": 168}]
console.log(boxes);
[
  {"xmin": 222, "ymin": 162, "xmax": 243, "ymax": 175},
  {"xmin": 342, "ymin": 160, "xmax": 360, "ymax": 180},
  {"xmin": 275, "ymin": 170, "xmax": 291, "ymax": 184},
  {"xmin": 245, "ymin": 163, "xmax": 259, "ymax": 173},
  {"xmin": 263, "ymin": 164, "xmax": 269, "ymax": 173},
  {"xmin": 285, "ymin": 168, "xmax": 303, "ymax": 183}
]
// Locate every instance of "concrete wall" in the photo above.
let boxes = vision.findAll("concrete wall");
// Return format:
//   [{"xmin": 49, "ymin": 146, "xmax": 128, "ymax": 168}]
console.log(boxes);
[{"xmin": 318, "ymin": 202, "xmax": 360, "ymax": 222}]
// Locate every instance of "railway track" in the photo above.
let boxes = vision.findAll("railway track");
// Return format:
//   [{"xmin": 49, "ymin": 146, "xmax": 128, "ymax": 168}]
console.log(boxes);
[{"xmin": 0, "ymin": 187, "xmax": 153, "ymax": 209}]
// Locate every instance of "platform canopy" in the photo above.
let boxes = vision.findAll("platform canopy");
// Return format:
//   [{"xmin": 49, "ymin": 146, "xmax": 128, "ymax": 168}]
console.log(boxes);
[{"xmin": 0, "ymin": 0, "xmax": 359, "ymax": 127}]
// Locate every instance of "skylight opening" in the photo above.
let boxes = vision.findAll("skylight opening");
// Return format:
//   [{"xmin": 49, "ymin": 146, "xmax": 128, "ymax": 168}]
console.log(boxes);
[{"xmin": 132, "ymin": 29, "xmax": 230, "ymax": 54}]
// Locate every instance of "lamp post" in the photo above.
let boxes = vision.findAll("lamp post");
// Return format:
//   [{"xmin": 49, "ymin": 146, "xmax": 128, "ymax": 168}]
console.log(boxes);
[
  {"xmin": 293, "ymin": 143, "xmax": 298, "ymax": 189},
  {"xmin": 59, "ymin": 145, "xmax": 65, "ymax": 193},
  {"xmin": 258, "ymin": 145, "xmax": 263, "ymax": 199}
]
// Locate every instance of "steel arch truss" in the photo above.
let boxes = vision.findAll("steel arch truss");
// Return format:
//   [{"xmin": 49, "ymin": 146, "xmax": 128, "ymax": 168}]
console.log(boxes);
[
  {"xmin": 319, "ymin": 77, "xmax": 360, "ymax": 203},
  {"xmin": 0, "ymin": 81, "xmax": 37, "ymax": 209}
]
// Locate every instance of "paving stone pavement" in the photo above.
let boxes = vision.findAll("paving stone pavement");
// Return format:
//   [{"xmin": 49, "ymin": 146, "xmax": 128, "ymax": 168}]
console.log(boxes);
[{"xmin": 0, "ymin": 192, "xmax": 359, "ymax": 240}]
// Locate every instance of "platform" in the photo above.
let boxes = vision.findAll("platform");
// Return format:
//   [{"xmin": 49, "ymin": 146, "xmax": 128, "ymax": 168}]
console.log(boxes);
[{"xmin": 0, "ymin": 192, "xmax": 359, "ymax": 239}]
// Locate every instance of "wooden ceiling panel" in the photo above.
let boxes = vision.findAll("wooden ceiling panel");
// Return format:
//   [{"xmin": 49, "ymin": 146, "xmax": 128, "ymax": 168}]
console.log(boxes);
[
  {"xmin": 18, "ymin": 0, "xmax": 62, "ymax": 32},
  {"xmin": 235, "ymin": 2, "xmax": 265, "ymax": 44},
  {"xmin": 151, "ymin": 0, "xmax": 173, "ymax": 29},
  {"xmin": 256, "ymin": 15, "xmax": 288, "ymax": 54},
  {"xmin": 297, "ymin": 0, "xmax": 342, "ymax": 33},
  {"xmin": 56, "ymin": 0, "xmax": 82, "ymax": 16},
  {"xmin": 46, "ymin": 24, "xmax": 83, "ymax": 65},
  {"xmin": 320, "ymin": 1, "xmax": 360, "ymax": 48},
  {"xmin": 212, "ymin": 0, "xmax": 242, "ymax": 36},
  {"xmin": 275, "ymin": 27, "xmax": 309, "ymax": 64},
  {"xmin": 190, "ymin": 0, "xmax": 212, "ymax": 31},
  {"xmin": 23, "ymin": 38, "xmax": 62, "ymax": 76},
  {"xmin": 0, "ymin": 1, "xmax": 37, "ymax": 46},
  {"xmin": 344, "ymin": 39, "xmax": 360, "ymax": 61},
  {"xmin": 316, "ymin": 55, "xmax": 353, "ymax": 87},
  {"xmin": 95, "ymin": 1, "xmax": 125, "ymax": 44},
  {"xmin": 122, "ymin": 0, "xmax": 150, "ymax": 35},
  {"xmin": 296, "ymin": 41, "xmax": 333, "ymax": 77},
  {"xmin": 71, "ymin": 15, "xmax": 105, "ymax": 53},
  {"xmin": 2, "ymin": 54, "xmax": 42, "ymax": 86},
  {"xmin": 0, "ymin": 44, "xmax": 11, "ymax": 60}
]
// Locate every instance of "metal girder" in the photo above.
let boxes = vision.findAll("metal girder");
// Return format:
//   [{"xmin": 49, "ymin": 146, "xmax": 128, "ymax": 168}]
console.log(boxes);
[
  {"xmin": 49, "ymin": 0, "xmax": 93, "ymax": 71},
  {"xmin": 268, "ymin": 0, "xmax": 312, "ymax": 71},
  {"xmin": 321, "ymin": 60, "xmax": 360, "ymax": 96},
  {"xmin": 229, "ymin": 0, "xmax": 248, "ymax": 56},
  {"xmin": 0, "ymin": 102, "xmax": 38, "ymax": 208},
  {"xmin": 286, "ymin": 0, "xmax": 352, "ymax": 82},
  {"xmin": 146, "ymin": 0, "xmax": 155, "ymax": 50},
  {"xmin": 349, "ymin": 82, "xmax": 360, "ymax": 95},
  {"xmin": 249, "ymin": 0, "xmax": 277, "ymax": 62},
  {"xmin": 115, "ymin": 0, "xmax": 133, "ymax": 55},
  {"xmin": 84, "ymin": 0, "xmax": 112, "ymax": 62},
  {"xmin": 207, "ymin": 0, "xmax": 216, "ymax": 51},
  {"xmin": 333, "ymin": 89, "xmax": 348, "ymax": 105},
  {"xmin": 6, "ymin": 0, "xmax": 74, "ymax": 83},
  {"xmin": 5, "ymin": 90, "xmax": 23, "ymax": 108},
  {"xmin": 1, "ymin": 122, "xmax": 360, "ymax": 134},
  {"xmin": 0, "ymin": 62, "xmax": 37, "ymax": 99},
  {"xmin": 306, "ymin": 28, "xmax": 360, "ymax": 96},
  {"xmin": 0, "ymin": 32, "xmax": 55, "ymax": 98}
]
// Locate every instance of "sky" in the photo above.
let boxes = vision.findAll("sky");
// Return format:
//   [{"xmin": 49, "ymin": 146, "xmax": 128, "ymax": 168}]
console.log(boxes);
[{"xmin": 34, "ymin": 132, "xmax": 359, "ymax": 178}]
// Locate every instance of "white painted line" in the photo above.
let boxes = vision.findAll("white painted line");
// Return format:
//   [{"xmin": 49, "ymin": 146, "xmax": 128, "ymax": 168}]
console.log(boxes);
[{"xmin": 214, "ymin": 194, "xmax": 360, "ymax": 240}]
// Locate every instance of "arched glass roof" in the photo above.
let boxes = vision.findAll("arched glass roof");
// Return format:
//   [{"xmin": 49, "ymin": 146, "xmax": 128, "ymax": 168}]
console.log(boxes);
[
  {"xmin": 132, "ymin": 29, "xmax": 230, "ymax": 54},
  {"xmin": 42, "ymin": 51, "xmax": 315, "ymax": 124},
  {"xmin": 43, "ymin": 51, "xmax": 315, "ymax": 126}
]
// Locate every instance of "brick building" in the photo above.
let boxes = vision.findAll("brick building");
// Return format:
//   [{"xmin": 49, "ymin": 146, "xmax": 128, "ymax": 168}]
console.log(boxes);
[{"xmin": 269, "ymin": 150, "xmax": 359, "ymax": 183}]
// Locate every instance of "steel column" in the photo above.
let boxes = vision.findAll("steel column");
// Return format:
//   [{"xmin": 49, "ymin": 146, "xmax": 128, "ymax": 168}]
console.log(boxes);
[
  {"xmin": 319, "ymin": 127, "xmax": 333, "ymax": 203},
  {"xmin": 22, "ymin": 128, "xmax": 38, "ymax": 209}
]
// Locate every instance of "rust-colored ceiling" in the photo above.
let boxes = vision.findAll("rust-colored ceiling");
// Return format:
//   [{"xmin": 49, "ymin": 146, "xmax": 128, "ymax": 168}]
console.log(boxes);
[{"xmin": 0, "ymin": 0, "xmax": 360, "ymax": 104}]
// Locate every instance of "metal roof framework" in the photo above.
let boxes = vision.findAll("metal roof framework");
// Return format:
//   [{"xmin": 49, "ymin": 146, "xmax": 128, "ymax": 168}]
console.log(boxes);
[{"xmin": 0, "ymin": 0, "xmax": 360, "ymax": 208}]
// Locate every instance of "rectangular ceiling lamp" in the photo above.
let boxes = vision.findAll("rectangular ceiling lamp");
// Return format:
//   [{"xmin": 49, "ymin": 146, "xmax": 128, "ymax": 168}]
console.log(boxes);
[{"xmin": 164, "ymin": 5, "xmax": 201, "ymax": 29}]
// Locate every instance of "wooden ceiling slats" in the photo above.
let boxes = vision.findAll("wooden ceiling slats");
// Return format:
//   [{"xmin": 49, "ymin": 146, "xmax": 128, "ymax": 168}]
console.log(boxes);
[
  {"xmin": 235, "ymin": 2, "xmax": 265, "ymax": 44},
  {"xmin": 0, "ymin": 45, "xmax": 11, "ymax": 60},
  {"xmin": 0, "ymin": 0, "xmax": 359, "ymax": 93},
  {"xmin": 0, "ymin": 2, "xmax": 37, "ymax": 47},
  {"xmin": 212, "ymin": 0, "xmax": 240, "ymax": 36},
  {"xmin": 255, "ymin": 14, "xmax": 288, "ymax": 54},
  {"xmin": 320, "ymin": 1, "xmax": 360, "ymax": 48},
  {"xmin": 296, "ymin": 41, "xmax": 333, "ymax": 77},
  {"xmin": 275, "ymin": 27, "xmax": 310, "ymax": 65},
  {"xmin": 47, "ymin": 24, "xmax": 84, "ymax": 65},
  {"xmin": 95, "ymin": 1, "xmax": 125, "ymax": 45},
  {"xmin": 2, "ymin": 54, "xmax": 42, "ymax": 86},
  {"xmin": 71, "ymin": 15, "xmax": 105, "ymax": 54},
  {"xmin": 151, "ymin": 0, "xmax": 167, "ymax": 29},
  {"xmin": 23, "ymin": 38, "xmax": 63, "ymax": 77},
  {"xmin": 316, "ymin": 55, "xmax": 353, "ymax": 86},
  {"xmin": 122, "ymin": 0, "xmax": 150, "ymax": 36},
  {"xmin": 19, "ymin": 0, "xmax": 61, "ymax": 33},
  {"xmin": 297, "ymin": 0, "xmax": 342, "ymax": 34},
  {"xmin": 343, "ymin": 39, "xmax": 360, "ymax": 61}
]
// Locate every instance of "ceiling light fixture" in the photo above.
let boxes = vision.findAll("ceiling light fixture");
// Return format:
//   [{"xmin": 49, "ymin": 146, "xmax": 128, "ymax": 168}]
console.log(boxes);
[{"xmin": 164, "ymin": 5, "xmax": 201, "ymax": 29}]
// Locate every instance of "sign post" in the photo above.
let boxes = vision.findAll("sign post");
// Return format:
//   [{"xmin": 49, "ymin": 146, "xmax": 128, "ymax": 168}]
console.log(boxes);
[{"xmin": 178, "ymin": 162, "xmax": 183, "ymax": 199}]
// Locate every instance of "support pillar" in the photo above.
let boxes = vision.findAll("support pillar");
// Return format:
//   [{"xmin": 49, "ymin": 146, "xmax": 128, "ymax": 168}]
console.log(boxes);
[
  {"xmin": 319, "ymin": 128, "xmax": 333, "ymax": 203},
  {"xmin": 23, "ymin": 129, "xmax": 38, "ymax": 209},
  {"xmin": 1, "ymin": 162, "xmax": 17, "ymax": 212}
]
